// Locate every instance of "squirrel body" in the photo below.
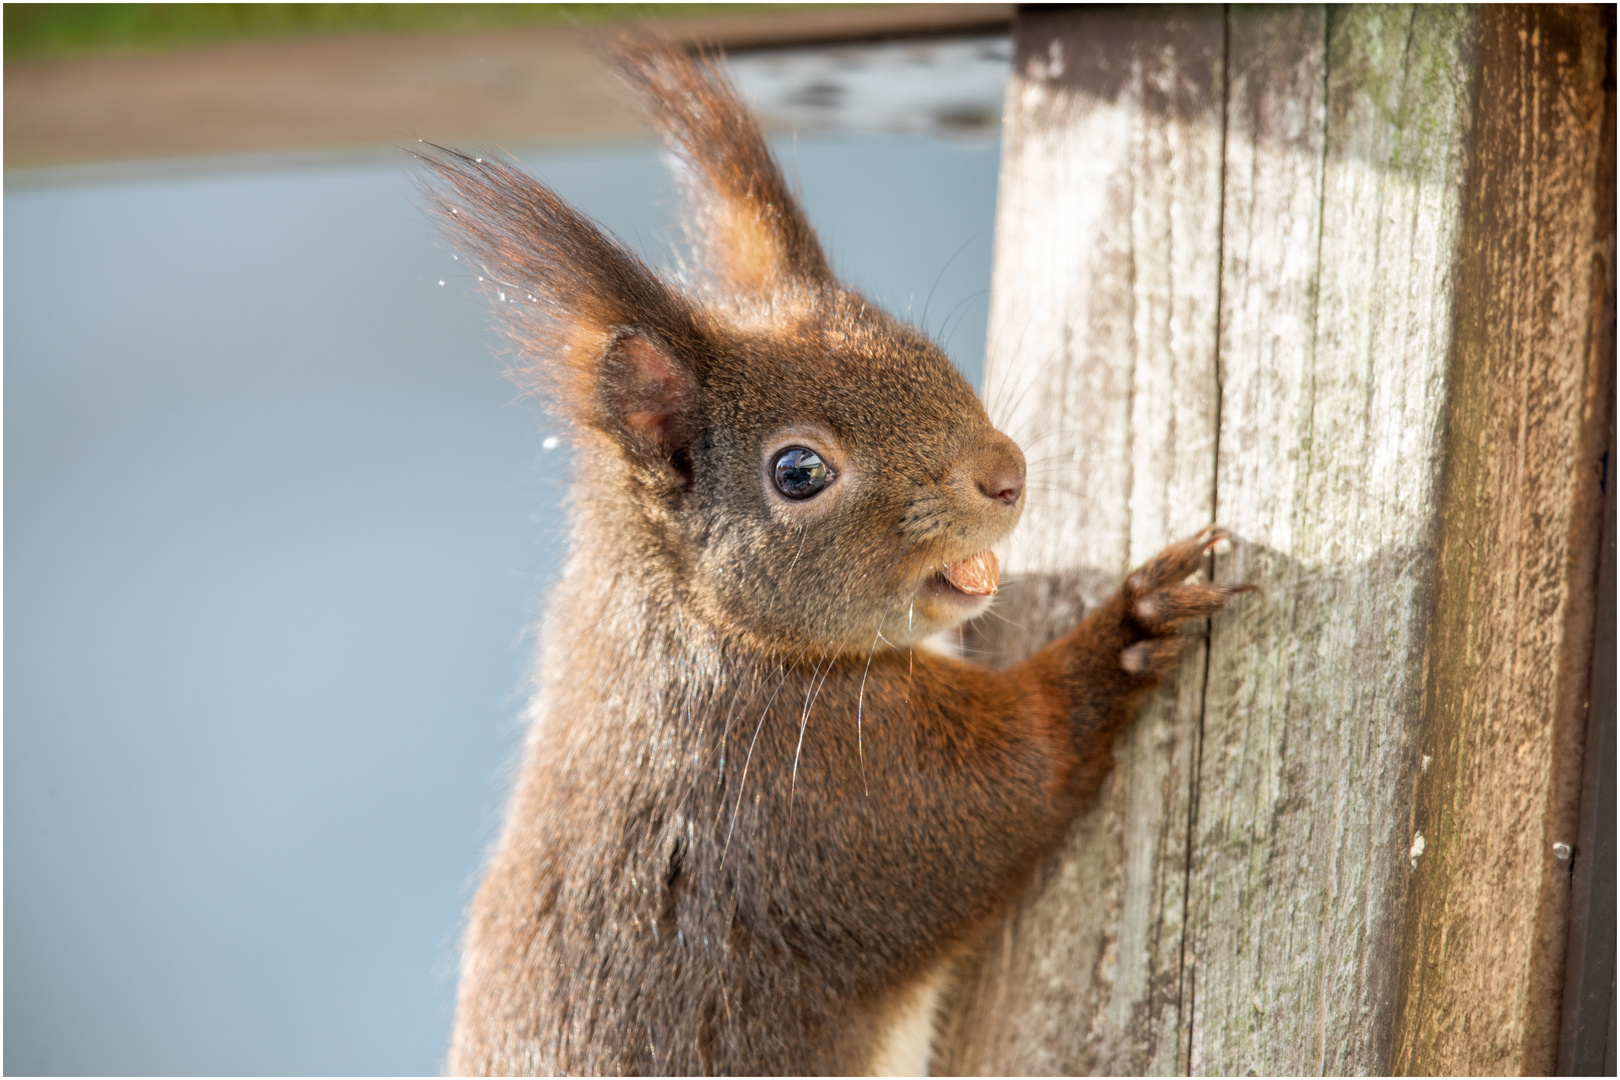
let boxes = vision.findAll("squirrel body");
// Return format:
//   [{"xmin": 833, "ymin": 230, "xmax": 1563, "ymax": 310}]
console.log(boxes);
[{"xmin": 429, "ymin": 43, "xmax": 1245, "ymax": 1076}]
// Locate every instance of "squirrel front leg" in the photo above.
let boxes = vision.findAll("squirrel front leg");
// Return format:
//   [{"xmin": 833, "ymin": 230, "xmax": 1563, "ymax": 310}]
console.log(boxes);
[
  {"xmin": 1012, "ymin": 526, "xmax": 1249, "ymax": 798},
  {"xmin": 867, "ymin": 527, "xmax": 1247, "ymax": 902}
]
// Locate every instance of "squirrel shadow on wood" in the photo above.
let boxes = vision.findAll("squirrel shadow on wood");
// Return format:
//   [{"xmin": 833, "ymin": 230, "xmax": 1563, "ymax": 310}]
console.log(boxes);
[{"xmin": 422, "ymin": 41, "xmax": 1250, "ymax": 1076}]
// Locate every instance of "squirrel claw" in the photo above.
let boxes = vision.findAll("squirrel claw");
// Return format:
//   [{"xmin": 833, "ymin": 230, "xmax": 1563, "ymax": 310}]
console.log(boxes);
[
  {"xmin": 1132, "ymin": 582, "xmax": 1249, "ymax": 632},
  {"xmin": 1125, "ymin": 525, "xmax": 1229, "ymax": 597},
  {"xmin": 1120, "ymin": 637, "xmax": 1187, "ymax": 676},
  {"xmin": 1115, "ymin": 527, "xmax": 1253, "ymax": 675}
]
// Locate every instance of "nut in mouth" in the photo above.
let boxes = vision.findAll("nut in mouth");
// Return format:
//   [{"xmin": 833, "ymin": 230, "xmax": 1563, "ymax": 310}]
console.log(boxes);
[{"xmin": 940, "ymin": 549, "xmax": 999, "ymax": 596}]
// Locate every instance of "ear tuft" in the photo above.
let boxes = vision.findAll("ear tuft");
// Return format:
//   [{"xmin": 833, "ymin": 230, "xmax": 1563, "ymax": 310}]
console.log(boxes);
[
  {"xmin": 418, "ymin": 147, "xmax": 711, "ymax": 466},
  {"xmin": 614, "ymin": 40, "xmax": 834, "ymax": 301}
]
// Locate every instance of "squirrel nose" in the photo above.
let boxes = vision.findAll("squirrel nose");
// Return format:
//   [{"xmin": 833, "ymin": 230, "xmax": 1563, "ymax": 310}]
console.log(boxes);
[{"xmin": 975, "ymin": 438, "xmax": 1026, "ymax": 506}]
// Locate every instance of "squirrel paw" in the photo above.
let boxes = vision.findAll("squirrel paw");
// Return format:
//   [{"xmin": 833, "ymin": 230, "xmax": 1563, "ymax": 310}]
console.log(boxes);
[{"xmin": 1116, "ymin": 526, "xmax": 1252, "ymax": 676}]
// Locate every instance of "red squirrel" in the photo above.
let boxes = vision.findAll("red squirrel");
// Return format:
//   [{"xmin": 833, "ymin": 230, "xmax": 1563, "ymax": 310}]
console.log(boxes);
[{"xmin": 427, "ymin": 41, "xmax": 1248, "ymax": 1077}]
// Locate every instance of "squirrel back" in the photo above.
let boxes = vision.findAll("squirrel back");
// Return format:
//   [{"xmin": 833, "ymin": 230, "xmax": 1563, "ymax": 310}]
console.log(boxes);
[{"xmin": 427, "ymin": 41, "xmax": 1245, "ymax": 1076}]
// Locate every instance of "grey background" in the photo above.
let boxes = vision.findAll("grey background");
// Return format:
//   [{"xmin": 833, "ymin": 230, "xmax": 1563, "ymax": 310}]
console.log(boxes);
[{"xmin": 5, "ymin": 131, "xmax": 1000, "ymax": 1075}]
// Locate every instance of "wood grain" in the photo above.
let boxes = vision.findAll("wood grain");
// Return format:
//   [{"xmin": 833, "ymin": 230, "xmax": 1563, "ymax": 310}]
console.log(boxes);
[
  {"xmin": 1392, "ymin": 6, "xmax": 1612, "ymax": 1073},
  {"xmin": 941, "ymin": 5, "xmax": 1611, "ymax": 1074},
  {"xmin": 1189, "ymin": 6, "xmax": 1476, "ymax": 1074},
  {"xmin": 1556, "ymin": 19, "xmax": 1617, "ymax": 1073},
  {"xmin": 935, "ymin": 7, "xmax": 1225, "ymax": 1075}
]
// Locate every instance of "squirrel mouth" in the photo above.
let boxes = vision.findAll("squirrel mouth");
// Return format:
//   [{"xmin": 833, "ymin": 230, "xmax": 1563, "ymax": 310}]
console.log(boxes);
[{"xmin": 939, "ymin": 550, "xmax": 1000, "ymax": 596}]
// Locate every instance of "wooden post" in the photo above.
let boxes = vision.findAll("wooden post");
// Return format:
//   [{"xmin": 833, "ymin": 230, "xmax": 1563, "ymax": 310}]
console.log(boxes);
[
  {"xmin": 936, "ymin": 5, "xmax": 1613, "ymax": 1074},
  {"xmin": 937, "ymin": 8, "xmax": 1225, "ymax": 1073},
  {"xmin": 1391, "ymin": 6, "xmax": 1613, "ymax": 1073}
]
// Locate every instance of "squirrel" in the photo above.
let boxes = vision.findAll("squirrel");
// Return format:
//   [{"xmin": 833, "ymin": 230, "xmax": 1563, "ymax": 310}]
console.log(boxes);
[{"xmin": 425, "ymin": 41, "xmax": 1249, "ymax": 1077}]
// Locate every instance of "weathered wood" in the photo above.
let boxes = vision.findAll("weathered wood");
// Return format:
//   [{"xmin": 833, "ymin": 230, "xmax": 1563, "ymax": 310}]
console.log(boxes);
[
  {"xmin": 1188, "ymin": 7, "xmax": 1478, "ymax": 1074},
  {"xmin": 1392, "ymin": 6, "xmax": 1612, "ymax": 1073},
  {"xmin": 938, "ymin": 4, "xmax": 1612, "ymax": 1075},
  {"xmin": 1558, "ymin": 345, "xmax": 1615, "ymax": 1077},
  {"xmin": 933, "ymin": 8, "xmax": 1225, "ymax": 1075},
  {"xmin": 1556, "ymin": 31, "xmax": 1616, "ymax": 1071}
]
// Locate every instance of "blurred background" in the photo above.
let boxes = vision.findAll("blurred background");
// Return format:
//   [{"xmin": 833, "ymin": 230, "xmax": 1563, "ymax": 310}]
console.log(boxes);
[{"xmin": 4, "ymin": 4, "xmax": 1012, "ymax": 1074}]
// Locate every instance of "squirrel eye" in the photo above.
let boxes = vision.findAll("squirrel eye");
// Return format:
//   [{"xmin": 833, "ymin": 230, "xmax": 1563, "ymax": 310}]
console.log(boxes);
[{"xmin": 772, "ymin": 447, "xmax": 831, "ymax": 499}]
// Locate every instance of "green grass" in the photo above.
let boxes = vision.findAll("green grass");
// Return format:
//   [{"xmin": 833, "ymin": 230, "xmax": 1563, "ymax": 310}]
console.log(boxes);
[{"xmin": 4, "ymin": 3, "xmax": 808, "ymax": 61}]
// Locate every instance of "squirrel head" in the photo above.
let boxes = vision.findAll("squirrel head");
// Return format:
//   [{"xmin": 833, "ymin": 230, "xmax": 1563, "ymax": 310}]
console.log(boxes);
[{"xmin": 423, "ymin": 42, "xmax": 1025, "ymax": 653}]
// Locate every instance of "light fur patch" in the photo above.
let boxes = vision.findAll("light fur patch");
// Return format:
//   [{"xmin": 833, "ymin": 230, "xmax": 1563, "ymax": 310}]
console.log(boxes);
[
  {"xmin": 869, "ymin": 962, "xmax": 949, "ymax": 1076},
  {"xmin": 719, "ymin": 205, "xmax": 784, "ymax": 293},
  {"xmin": 917, "ymin": 628, "xmax": 965, "ymax": 660}
]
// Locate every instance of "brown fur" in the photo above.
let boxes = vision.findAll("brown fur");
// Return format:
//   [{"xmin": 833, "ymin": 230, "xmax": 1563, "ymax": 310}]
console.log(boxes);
[{"xmin": 426, "ymin": 42, "xmax": 1247, "ymax": 1076}]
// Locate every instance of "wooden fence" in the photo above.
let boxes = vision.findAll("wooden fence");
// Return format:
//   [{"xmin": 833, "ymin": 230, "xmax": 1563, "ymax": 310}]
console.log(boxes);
[{"xmin": 934, "ymin": 6, "xmax": 1615, "ymax": 1074}]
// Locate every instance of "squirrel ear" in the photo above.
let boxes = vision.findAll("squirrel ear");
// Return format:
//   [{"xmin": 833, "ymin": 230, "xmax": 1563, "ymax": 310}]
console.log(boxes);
[
  {"xmin": 616, "ymin": 40, "xmax": 834, "ymax": 300},
  {"xmin": 599, "ymin": 330, "xmax": 697, "ymax": 456},
  {"xmin": 420, "ymin": 150, "xmax": 705, "ymax": 465}
]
